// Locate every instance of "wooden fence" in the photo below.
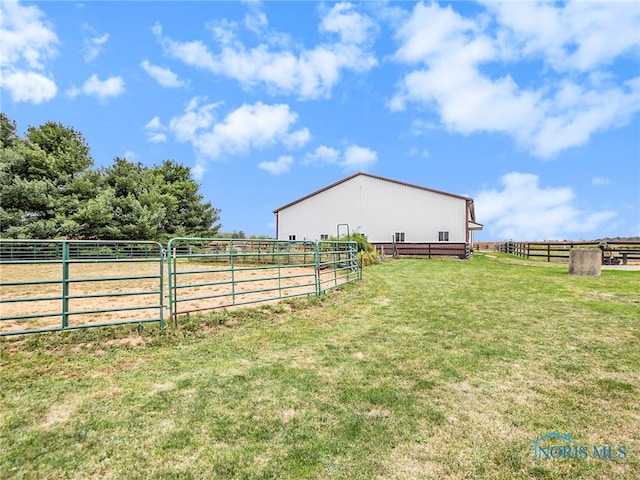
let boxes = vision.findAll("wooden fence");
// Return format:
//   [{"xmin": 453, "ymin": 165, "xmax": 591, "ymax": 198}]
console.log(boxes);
[
  {"xmin": 494, "ymin": 241, "xmax": 640, "ymax": 265},
  {"xmin": 373, "ymin": 242, "xmax": 470, "ymax": 259}
]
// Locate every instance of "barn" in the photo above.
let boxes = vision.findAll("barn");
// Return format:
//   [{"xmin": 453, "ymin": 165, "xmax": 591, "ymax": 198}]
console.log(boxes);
[{"xmin": 273, "ymin": 172, "xmax": 482, "ymax": 257}]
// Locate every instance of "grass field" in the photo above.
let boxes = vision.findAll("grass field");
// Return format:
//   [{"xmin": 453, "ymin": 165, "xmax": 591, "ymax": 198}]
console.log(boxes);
[{"xmin": 1, "ymin": 253, "xmax": 638, "ymax": 479}]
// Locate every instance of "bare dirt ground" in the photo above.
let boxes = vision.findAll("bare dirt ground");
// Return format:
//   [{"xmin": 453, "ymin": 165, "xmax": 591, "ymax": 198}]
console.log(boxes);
[
  {"xmin": 602, "ymin": 264, "xmax": 640, "ymax": 270},
  {"xmin": 0, "ymin": 261, "xmax": 347, "ymax": 334}
]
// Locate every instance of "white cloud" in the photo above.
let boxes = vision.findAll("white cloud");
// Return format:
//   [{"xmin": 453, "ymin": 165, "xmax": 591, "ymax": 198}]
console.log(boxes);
[
  {"xmin": 390, "ymin": 3, "xmax": 542, "ymax": 135},
  {"xmin": 410, "ymin": 119, "xmax": 437, "ymax": 136},
  {"xmin": 390, "ymin": 2, "xmax": 640, "ymax": 158},
  {"xmin": 244, "ymin": 9, "xmax": 268, "ymax": 35},
  {"xmin": 0, "ymin": 0, "xmax": 58, "ymax": 69},
  {"xmin": 67, "ymin": 74, "xmax": 125, "ymax": 101},
  {"xmin": 146, "ymin": 98, "xmax": 310, "ymax": 176},
  {"xmin": 83, "ymin": 26, "xmax": 109, "ymax": 62},
  {"xmin": 191, "ymin": 163, "xmax": 206, "ymax": 181},
  {"xmin": 1, "ymin": 70, "xmax": 57, "ymax": 103},
  {"xmin": 408, "ymin": 147, "xmax": 430, "ymax": 158},
  {"xmin": 206, "ymin": 19, "xmax": 238, "ymax": 45},
  {"xmin": 475, "ymin": 172, "xmax": 617, "ymax": 240},
  {"xmin": 342, "ymin": 145, "xmax": 377, "ymax": 171},
  {"xmin": 141, "ymin": 60, "xmax": 186, "ymax": 88},
  {"xmin": 0, "ymin": 0, "xmax": 58, "ymax": 103},
  {"xmin": 304, "ymin": 144, "xmax": 377, "ymax": 172},
  {"xmin": 258, "ymin": 155, "xmax": 294, "ymax": 175},
  {"xmin": 592, "ymin": 177, "xmax": 611, "ymax": 186},
  {"xmin": 486, "ymin": 1, "xmax": 640, "ymax": 73},
  {"xmin": 319, "ymin": 1, "xmax": 377, "ymax": 44},
  {"xmin": 167, "ymin": 97, "xmax": 219, "ymax": 142},
  {"xmin": 153, "ymin": 24, "xmax": 217, "ymax": 69},
  {"xmin": 527, "ymin": 80, "xmax": 640, "ymax": 157},
  {"xmin": 144, "ymin": 116, "xmax": 167, "ymax": 143},
  {"xmin": 193, "ymin": 102, "xmax": 309, "ymax": 159},
  {"xmin": 154, "ymin": 2, "xmax": 377, "ymax": 99},
  {"xmin": 283, "ymin": 127, "xmax": 311, "ymax": 149},
  {"xmin": 305, "ymin": 145, "xmax": 340, "ymax": 165}
]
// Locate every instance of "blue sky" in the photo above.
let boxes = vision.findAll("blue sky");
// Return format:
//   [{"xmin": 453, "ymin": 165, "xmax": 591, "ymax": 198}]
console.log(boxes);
[{"xmin": 2, "ymin": 0, "xmax": 639, "ymax": 241}]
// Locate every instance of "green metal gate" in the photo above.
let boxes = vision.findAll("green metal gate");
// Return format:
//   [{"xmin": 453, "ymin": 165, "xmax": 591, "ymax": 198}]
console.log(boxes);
[
  {"xmin": 0, "ymin": 238, "xmax": 360, "ymax": 335},
  {"xmin": 317, "ymin": 240, "xmax": 360, "ymax": 292},
  {"xmin": 167, "ymin": 238, "xmax": 359, "ymax": 320},
  {"xmin": 0, "ymin": 240, "xmax": 164, "ymax": 336}
]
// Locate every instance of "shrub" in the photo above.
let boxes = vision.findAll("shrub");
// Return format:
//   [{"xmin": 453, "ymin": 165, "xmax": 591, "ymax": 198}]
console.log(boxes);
[
  {"xmin": 350, "ymin": 232, "xmax": 374, "ymax": 253},
  {"xmin": 358, "ymin": 250, "xmax": 380, "ymax": 267}
]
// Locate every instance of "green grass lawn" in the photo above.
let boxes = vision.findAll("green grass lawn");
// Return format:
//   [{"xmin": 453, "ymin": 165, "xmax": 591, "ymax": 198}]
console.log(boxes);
[{"xmin": 1, "ymin": 253, "xmax": 638, "ymax": 479}]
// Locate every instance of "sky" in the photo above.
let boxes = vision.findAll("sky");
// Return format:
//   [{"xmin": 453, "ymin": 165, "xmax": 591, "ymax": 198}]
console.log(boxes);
[{"xmin": 1, "ymin": 0, "xmax": 639, "ymax": 241}]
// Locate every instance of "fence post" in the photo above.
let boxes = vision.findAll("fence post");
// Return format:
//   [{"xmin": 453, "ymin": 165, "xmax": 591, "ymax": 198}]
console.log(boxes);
[
  {"xmin": 314, "ymin": 241, "xmax": 320, "ymax": 296},
  {"xmin": 159, "ymin": 247, "xmax": 165, "ymax": 330},
  {"xmin": 277, "ymin": 241, "xmax": 283, "ymax": 297},
  {"xmin": 333, "ymin": 244, "xmax": 338, "ymax": 287},
  {"xmin": 167, "ymin": 246, "xmax": 172, "ymax": 320},
  {"xmin": 62, "ymin": 242, "xmax": 69, "ymax": 329},
  {"xmin": 230, "ymin": 240, "xmax": 236, "ymax": 304},
  {"xmin": 547, "ymin": 243, "xmax": 551, "ymax": 262},
  {"xmin": 167, "ymin": 245, "xmax": 174, "ymax": 323}
]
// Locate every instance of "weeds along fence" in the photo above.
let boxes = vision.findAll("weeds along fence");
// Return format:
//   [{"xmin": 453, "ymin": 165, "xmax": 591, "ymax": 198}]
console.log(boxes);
[
  {"xmin": 0, "ymin": 240, "xmax": 164, "ymax": 337},
  {"xmin": 167, "ymin": 238, "xmax": 359, "ymax": 320},
  {"xmin": 496, "ymin": 241, "xmax": 640, "ymax": 264},
  {"xmin": 0, "ymin": 238, "xmax": 359, "ymax": 336}
]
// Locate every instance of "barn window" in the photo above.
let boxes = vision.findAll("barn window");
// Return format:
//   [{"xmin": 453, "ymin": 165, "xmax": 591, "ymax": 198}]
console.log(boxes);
[
  {"xmin": 320, "ymin": 234, "xmax": 329, "ymax": 240},
  {"xmin": 289, "ymin": 235, "xmax": 296, "ymax": 241},
  {"xmin": 439, "ymin": 231, "xmax": 449, "ymax": 242},
  {"xmin": 394, "ymin": 232, "xmax": 405, "ymax": 243}
]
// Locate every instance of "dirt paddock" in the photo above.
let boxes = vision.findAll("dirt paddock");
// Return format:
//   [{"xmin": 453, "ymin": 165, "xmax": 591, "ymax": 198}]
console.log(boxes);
[{"xmin": 0, "ymin": 261, "xmax": 348, "ymax": 334}]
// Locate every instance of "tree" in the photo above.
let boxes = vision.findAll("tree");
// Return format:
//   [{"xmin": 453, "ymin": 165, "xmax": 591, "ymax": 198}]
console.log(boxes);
[
  {"xmin": 0, "ymin": 113, "xmax": 18, "ymax": 149},
  {"xmin": 93, "ymin": 157, "xmax": 220, "ymax": 241},
  {"xmin": 26, "ymin": 121, "xmax": 93, "ymax": 186},
  {"xmin": 1, "ymin": 121, "xmax": 94, "ymax": 238},
  {"xmin": 1, "ymin": 115, "xmax": 221, "ymax": 241},
  {"xmin": 154, "ymin": 160, "xmax": 220, "ymax": 239}
]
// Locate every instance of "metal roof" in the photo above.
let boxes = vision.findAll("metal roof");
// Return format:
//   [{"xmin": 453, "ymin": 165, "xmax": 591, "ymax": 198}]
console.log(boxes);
[{"xmin": 273, "ymin": 171, "xmax": 475, "ymax": 214}]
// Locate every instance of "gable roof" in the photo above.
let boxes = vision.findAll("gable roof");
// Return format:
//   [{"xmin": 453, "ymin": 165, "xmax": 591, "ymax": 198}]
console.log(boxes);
[{"xmin": 273, "ymin": 172, "xmax": 474, "ymax": 214}]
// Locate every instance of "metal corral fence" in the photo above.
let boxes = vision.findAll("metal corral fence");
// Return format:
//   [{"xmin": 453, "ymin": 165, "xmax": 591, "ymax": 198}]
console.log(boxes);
[
  {"xmin": 167, "ymin": 238, "xmax": 359, "ymax": 320},
  {"xmin": 496, "ymin": 241, "xmax": 640, "ymax": 264},
  {"xmin": 1, "ymin": 238, "xmax": 360, "ymax": 336},
  {"xmin": 0, "ymin": 240, "xmax": 164, "ymax": 337},
  {"xmin": 316, "ymin": 240, "xmax": 360, "ymax": 293}
]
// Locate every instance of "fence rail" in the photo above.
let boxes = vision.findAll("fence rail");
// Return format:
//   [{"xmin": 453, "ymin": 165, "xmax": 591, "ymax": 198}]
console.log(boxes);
[
  {"xmin": 495, "ymin": 241, "xmax": 640, "ymax": 264},
  {"xmin": 167, "ymin": 238, "xmax": 359, "ymax": 320},
  {"xmin": 0, "ymin": 240, "xmax": 164, "ymax": 336},
  {"xmin": 373, "ymin": 242, "xmax": 470, "ymax": 259},
  {"xmin": 0, "ymin": 238, "xmax": 361, "ymax": 336}
]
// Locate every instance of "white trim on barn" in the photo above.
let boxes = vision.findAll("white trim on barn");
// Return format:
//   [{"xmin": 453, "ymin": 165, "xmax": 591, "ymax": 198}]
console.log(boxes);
[{"xmin": 273, "ymin": 172, "xmax": 481, "ymax": 245}]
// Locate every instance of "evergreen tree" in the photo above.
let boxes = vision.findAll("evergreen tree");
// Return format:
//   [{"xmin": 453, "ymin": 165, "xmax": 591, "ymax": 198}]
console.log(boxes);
[
  {"xmin": 0, "ymin": 115, "xmax": 221, "ymax": 241},
  {"xmin": 1, "ymin": 119, "xmax": 93, "ymax": 238}
]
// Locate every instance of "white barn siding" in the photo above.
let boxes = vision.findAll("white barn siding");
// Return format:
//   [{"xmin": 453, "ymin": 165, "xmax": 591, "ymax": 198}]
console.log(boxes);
[{"xmin": 275, "ymin": 173, "xmax": 471, "ymax": 243}]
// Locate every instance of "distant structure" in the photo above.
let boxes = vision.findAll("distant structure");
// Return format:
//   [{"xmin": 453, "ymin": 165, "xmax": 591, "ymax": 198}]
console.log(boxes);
[{"xmin": 273, "ymin": 172, "xmax": 482, "ymax": 257}]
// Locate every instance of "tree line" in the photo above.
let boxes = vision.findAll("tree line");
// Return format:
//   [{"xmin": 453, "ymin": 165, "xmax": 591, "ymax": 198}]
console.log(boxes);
[{"xmin": 0, "ymin": 113, "xmax": 220, "ymax": 242}]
